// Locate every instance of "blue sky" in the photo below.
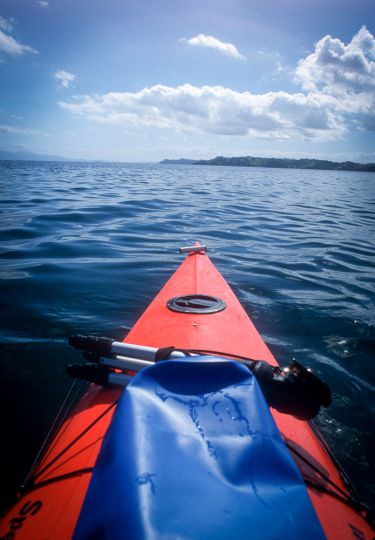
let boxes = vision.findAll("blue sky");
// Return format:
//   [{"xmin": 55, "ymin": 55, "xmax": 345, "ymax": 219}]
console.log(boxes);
[{"xmin": 0, "ymin": 0, "xmax": 374, "ymax": 162}]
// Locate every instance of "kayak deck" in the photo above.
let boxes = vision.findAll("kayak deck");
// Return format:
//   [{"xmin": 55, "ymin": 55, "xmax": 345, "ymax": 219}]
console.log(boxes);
[
  {"xmin": 0, "ymin": 248, "xmax": 373, "ymax": 539},
  {"xmin": 125, "ymin": 249, "xmax": 277, "ymax": 363}
]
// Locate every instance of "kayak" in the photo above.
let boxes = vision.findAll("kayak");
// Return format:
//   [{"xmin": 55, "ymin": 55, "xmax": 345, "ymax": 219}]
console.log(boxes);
[{"xmin": 0, "ymin": 245, "xmax": 373, "ymax": 539}]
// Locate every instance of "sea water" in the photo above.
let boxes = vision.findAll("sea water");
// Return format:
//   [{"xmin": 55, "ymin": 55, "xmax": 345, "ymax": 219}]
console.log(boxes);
[{"xmin": 0, "ymin": 160, "xmax": 374, "ymax": 510}]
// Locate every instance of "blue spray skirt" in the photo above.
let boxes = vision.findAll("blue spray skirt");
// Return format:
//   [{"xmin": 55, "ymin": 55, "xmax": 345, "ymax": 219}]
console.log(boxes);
[{"xmin": 74, "ymin": 357, "xmax": 325, "ymax": 539}]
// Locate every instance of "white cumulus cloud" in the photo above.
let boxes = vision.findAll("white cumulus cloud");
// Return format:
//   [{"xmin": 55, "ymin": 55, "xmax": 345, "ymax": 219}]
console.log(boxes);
[
  {"xmin": 0, "ymin": 124, "xmax": 43, "ymax": 135},
  {"xmin": 58, "ymin": 28, "xmax": 375, "ymax": 140},
  {"xmin": 182, "ymin": 34, "xmax": 246, "ymax": 60},
  {"xmin": 54, "ymin": 70, "xmax": 76, "ymax": 89},
  {"xmin": 0, "ymin": 15, "xmax": 13, "ymax": 32},
  {"xmin": 296, "ymin": 26, "xmax": 375, "ymax": 112},
  {"xmin": 58, "ymin": 84, "xmax": 345, "ymax": 140},
  {"xmin": 0, "ymin": 16, "xmax": 38, "ymax": 56}
]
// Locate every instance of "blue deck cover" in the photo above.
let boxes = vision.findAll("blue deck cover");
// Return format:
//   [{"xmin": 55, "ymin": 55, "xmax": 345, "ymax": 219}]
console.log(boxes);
[{"xmin": 74, "ymin": 357, "xmax": 326, "ymax": 540}]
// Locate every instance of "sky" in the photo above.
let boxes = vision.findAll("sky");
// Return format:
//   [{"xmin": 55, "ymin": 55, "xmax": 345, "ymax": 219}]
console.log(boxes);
[{"xmin": 0, "ymin": 0, "xmax": 374, "ymax": 162}]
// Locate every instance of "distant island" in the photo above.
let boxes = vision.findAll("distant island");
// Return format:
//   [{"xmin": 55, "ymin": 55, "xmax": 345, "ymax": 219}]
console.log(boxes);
[
  {"xmin": 160, "ymin": 156, "xmax": 375, "ymax": 172},
  {"xmin": 159, "ymin": 158, "xmax": 197, "ymax": 165},
  {"xmin": 0, "ymin": 150, "xmax": 92, "ymax": 162},
  {"xmin": 2, "ymin": 151, "xmax": 373, "ymax": 172},
  {"xmin": 0, "ymin": 150, "xmax": 76, "ymax": 162}
]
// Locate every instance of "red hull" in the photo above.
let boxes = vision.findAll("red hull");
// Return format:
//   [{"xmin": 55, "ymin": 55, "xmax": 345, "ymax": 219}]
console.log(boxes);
[{"xmin": 0, "ymin": 249, "xmax": 373, "ymax": 539}]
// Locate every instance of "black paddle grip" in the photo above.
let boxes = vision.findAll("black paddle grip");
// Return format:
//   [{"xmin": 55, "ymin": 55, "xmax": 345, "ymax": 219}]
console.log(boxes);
[
  {"xmin": 66, "ymin": 363, "xmax": 110, "ymax": 385},
  {"xmin": 69, "ymin": 335, "xmax": 114, "ymax": 356}
]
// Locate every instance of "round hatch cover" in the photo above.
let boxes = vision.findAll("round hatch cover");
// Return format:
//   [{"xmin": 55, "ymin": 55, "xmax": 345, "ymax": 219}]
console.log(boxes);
[{"xmin": 167, "ymin": 294, "xmax": 226, "ymax": 314}]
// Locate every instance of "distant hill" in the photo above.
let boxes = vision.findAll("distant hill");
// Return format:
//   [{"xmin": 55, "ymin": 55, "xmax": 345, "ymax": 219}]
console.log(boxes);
[
  {"xmin": 193, "ymin": 155, "xmax": 375, "ymax": 172},
  {"xmin": 0, "ymin": 150, "xmax": 76, "ymax": 162},
  {"xmin": 159, "ymin": 158, "xmax": 197, "ymax": 165}
]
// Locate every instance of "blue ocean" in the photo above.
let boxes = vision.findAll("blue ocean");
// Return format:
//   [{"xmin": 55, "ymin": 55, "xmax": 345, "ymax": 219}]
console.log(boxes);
[{"xmin": 0, "ymin": 160, "xmax": 374, "ymax": 510}]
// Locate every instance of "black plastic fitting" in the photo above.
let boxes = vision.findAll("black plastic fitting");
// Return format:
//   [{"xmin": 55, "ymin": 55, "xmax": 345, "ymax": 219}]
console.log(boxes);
[{"xmin": 69, "ymin": 335, "xmax": 114, "ymax": 356}]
